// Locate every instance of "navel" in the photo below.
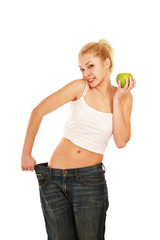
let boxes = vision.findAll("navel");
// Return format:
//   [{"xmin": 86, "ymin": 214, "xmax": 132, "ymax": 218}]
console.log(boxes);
[{"xmin": 77, "ymin": 150, "xmax": 81, "ymax": 154}]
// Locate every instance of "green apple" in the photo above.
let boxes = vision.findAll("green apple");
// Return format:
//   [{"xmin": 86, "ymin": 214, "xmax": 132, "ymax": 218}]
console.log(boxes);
[{"xmin": 116, "ymin": 73, "xmax": 133, "ymax": 88}]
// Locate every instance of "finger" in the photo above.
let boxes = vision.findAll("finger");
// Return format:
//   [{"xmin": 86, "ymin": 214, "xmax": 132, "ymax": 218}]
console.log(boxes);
[
  {"xmin": 21, "ymin": 165, "xmax": 27, "ymax": 171},
  {"xmin": 132, "ymin": 78, "xmax": 136, "ymax": 87},
  {"xmin": 24, "ymin": 167, "xmax": 30, "ymax": 171},
  {"xmin": 118, "ymin": 80, "xmax": 121, "ymax": 88},
  {"xmin": 29, "ymin": 164, "xmax": 36, "ymax": 171},
  {"xmin": 129, "ymin": 78, "xmax": 135, "ymax": 90},
  {"xmin": 124, "ymin": 78, "xmax": 129, "ymax": 90},
  {"xmin": 126, "ymin": 78, "xmax": 132, "ymax": 92},
  {"xmin": 28, "ymin": 166, "xmax": 34, "ymax": 171},
  {"xmin": 129, "ymin": 77, "xmax": 133, "ymax": 88},
  {"xmin": 31, "ymin": 166, "xmax": 35, "ymax": 171}
]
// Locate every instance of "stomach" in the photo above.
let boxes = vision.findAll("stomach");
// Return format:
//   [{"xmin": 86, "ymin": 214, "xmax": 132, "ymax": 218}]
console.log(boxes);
[{"xmin": 48, "ymin": 137, "xmax": 104, "ymax": 169}]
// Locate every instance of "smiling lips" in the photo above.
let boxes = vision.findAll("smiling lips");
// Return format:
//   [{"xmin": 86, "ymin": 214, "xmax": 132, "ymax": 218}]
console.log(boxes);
[{"xmin": 88, "ymin": 77, "xmax": 96, "ymax": 83}]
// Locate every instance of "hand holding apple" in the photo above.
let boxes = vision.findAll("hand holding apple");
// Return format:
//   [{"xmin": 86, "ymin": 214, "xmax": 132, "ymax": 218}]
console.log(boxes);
[
  {"xmin": 114, "ymin": 74, "xmax": 136, "ymax": 100},
  {"xmin": 116, "ymin": 73, "xmax": 133, "ymax": 88}
]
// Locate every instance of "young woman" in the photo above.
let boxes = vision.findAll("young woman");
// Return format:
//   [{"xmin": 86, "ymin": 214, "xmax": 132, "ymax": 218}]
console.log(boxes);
[{"xmin": 21, "ymin": 39, "xmax": 136, "ymax": 240}]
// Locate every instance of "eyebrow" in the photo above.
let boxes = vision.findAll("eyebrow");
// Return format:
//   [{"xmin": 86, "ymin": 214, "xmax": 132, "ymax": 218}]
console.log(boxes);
[{"xmin": 78, "ymin": 61, "xmax": 91, "ymax": 67}]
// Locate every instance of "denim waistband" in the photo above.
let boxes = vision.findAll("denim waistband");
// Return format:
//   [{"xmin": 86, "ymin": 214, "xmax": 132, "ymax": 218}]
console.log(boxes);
[{"xmin": 34, "ymin": 162, "xmax": 106, "ymax": 177}]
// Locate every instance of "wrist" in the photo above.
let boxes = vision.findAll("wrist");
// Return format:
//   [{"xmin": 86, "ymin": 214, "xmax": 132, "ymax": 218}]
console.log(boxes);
[
  {"xmin": 22, "ymin": 149, "xmax": 32, "ymax": 157},
  {"xmin": 113, "ymin": 97, "xmax": 123, "ymax": 103}
]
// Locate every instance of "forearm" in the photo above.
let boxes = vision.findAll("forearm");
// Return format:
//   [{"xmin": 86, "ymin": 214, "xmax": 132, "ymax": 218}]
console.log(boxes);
[
  {"xmin": 22, "ymin": 108, "xmax": 43, "ymax": 155},
  {"xmin": 113, "ymin": 99, "xmax": 131, "ymax": 148}
]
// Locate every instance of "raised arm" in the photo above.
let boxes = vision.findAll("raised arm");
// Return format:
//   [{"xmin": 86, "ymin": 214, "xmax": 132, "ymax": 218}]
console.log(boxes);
[
  {"xmin": 21, "ymin": 79, "xmax": 86, "ymax": 171},
  {"xmin": 113, "ymin": 77, "xmax": 136, "ymax": 148}
]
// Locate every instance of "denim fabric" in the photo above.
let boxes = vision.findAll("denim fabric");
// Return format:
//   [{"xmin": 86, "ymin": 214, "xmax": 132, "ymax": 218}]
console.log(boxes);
[{"xmin": 35, "ymin": 162, "xmax": 109, "ymax": 240}]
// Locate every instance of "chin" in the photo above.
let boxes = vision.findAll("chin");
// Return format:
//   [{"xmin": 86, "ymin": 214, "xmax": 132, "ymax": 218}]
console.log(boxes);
[
  {"xmin": 88, "ymin": 83, "xmax": 95, "ymax": 88},
  {"xmin": 88, "ymin": 78, "xmax": 96, "ymax": 86}
]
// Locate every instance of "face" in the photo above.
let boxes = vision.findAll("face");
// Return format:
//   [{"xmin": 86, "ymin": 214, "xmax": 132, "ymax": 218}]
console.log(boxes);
[{"xmin": 78, "ymin": 53, "xmax": 110, "ymax": 86}]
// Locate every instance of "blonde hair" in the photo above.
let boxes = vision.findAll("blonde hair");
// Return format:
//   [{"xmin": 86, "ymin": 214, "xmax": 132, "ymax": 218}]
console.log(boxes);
[{"xmin": 78, "ymin": 39, "xmax": 114, "ymax": 75}]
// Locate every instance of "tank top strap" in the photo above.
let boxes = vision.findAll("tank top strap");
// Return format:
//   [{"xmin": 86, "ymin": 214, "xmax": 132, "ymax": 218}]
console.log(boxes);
[{"xmin": 82, "ymin": 83, "xmax": 89, "ymax": 96}]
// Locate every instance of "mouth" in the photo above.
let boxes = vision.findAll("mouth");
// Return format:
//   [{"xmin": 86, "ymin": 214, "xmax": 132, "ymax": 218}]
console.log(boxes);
[{"xmin": 88, "ymin": 77, "xmax": 96, "ymax": 83}]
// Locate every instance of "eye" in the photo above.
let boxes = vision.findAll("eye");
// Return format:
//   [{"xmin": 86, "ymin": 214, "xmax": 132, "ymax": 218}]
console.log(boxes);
[
  {"xmin": 89, "ymin": 64, "xmax": 94, "ymax": 68},
  {"xmin": 79, "ymin": 64, "xmax": 94, "ymax": 72}
]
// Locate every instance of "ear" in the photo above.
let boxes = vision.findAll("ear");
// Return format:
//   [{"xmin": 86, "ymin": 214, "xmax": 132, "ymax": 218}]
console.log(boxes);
[{"xmin": 104, "ymin": 58, "xmax": 110, "ymax": 69}]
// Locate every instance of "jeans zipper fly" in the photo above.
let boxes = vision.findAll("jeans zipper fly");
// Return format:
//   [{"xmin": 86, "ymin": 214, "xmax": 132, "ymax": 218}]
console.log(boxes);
[{"xmin": 63, "ymin": 170, "xmax": 69, "ymax": 192}]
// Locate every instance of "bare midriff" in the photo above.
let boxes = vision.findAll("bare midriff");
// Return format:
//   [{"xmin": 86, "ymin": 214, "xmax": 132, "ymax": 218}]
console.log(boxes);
[{"xmin": 48, "ymin": 137, "xmax": 104, "ymax": 169}]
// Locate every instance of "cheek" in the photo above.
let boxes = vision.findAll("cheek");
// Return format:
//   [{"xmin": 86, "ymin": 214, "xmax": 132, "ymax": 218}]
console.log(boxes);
[
  {"xmin": 100, "ymin": 67, "xmax": 106, "ymax": 75},
  {"xmin": 92, "ymin": 68, "xmax": 97, "ymax": 75}
]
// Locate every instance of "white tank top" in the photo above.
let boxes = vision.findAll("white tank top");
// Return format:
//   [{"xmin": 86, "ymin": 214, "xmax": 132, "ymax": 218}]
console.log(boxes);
[{"xmin": 62, "ymin": 83, "xmax": 113, "ymax": 154}]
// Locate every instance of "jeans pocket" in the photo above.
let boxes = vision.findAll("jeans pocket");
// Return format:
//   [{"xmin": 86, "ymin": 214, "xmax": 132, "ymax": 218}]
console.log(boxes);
[
  {"xmin": 78, "ymin": 170, "xmax": 106, "ymax": 186},
  {"xmin": 35, "ymin": 173, "xmax": 51, "ymax": 189}
]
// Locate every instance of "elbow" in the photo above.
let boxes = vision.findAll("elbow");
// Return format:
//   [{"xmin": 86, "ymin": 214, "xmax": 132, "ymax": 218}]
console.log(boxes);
[
  {"xmin": 116, "ymin": 142, "xmax": 126, "ymax": 148},
  {"xmin": 32, "ymin": 106, "xmax": 44, "ymax": 119},
  {"xmin": 115, "ymin": 136, "xmax": 131, "ymax": 149}
]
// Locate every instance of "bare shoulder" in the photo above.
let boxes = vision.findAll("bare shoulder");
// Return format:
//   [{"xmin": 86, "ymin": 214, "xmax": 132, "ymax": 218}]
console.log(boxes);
[
  {"xmin": 68, "ymin": 79, "xmax": 86, "ymax": 101},
  {"xmin": 75, "ymin": 79, "xmax": 87, "ymax": 90},
  {"xmin": 33, "ymin": 79, "xmax": 86, "ymax": 116},
  {"xmin": 74, "ymin": 79, "xmax": 88, "ymax": 100},
  {"xmin": 51, "ymin": 78, "xmax": 86, "ymax": 102}
]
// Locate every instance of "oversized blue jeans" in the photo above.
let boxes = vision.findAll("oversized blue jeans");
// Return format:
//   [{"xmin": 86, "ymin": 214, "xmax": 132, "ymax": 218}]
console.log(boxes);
[{"xmin": 35, "ymin": 162, "xmax": 109, "ymax": 240}]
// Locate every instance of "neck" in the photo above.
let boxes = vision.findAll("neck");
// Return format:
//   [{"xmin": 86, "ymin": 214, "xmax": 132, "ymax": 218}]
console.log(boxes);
[{"xmin": 96, "ymin": 75, "xmax": 113, "ymax": 97}]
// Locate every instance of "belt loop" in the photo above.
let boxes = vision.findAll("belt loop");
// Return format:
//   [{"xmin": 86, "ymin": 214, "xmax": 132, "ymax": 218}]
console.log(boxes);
[
  {"xmin": 48, "ymin": 167, "xmax": 52, "ymax": 179},
  {"xmin": 102, "ymin": 162, "xmax": 106, "ymax": 173},
  {"xmin": 75, "ymin": 168, "xmax": 79, "ymax": 180}
]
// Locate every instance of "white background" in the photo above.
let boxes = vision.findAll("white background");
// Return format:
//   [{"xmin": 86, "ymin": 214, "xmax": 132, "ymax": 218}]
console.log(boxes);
[{"xmin": 1, "ymin": 0, "xmax": 160, "ymax": 239}]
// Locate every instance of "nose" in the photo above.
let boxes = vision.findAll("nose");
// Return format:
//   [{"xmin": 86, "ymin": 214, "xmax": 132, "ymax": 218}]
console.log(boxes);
[{"xmin": 83, "ymin": 69, "xmax": 92, "ymax": 79}]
